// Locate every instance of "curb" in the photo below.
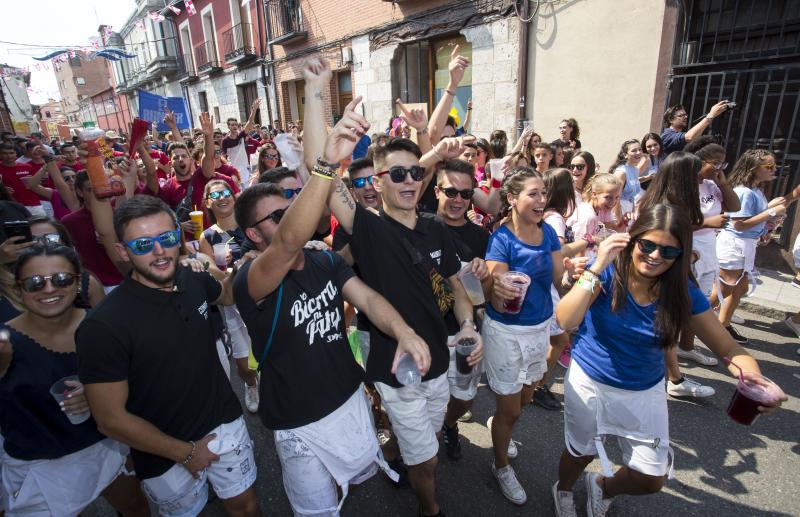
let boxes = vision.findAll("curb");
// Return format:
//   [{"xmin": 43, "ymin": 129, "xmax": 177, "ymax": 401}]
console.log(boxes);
[{"xmin": 739, "ymin": 300, "xmax": 796, "ymax": 321}]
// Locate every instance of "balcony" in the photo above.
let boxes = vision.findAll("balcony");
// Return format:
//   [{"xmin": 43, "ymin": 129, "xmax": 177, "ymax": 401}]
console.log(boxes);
[
  {"xmin": 179, "ymin": 52, "xmax": 199, "ymax": 84},
  {"xmin": 195, "ymin": 41, "xmax": 223, "ymax": 75},
  {"xmin": 267, "ymin": 0, "xmax": 307, "ymax": 45},
  {"xmin": 223, "ymin": 23, "xmax": 257, "ymax": 65}
]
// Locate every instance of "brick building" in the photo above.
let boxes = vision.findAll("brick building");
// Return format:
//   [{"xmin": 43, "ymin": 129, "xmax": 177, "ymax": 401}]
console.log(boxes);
[
  {"xmin": 37, "ymin": 98, "xmax": 67, "ymax": 138},
  {"xmin": 53, "ymin": 53, "xmax": 113, "ymax": 125}
]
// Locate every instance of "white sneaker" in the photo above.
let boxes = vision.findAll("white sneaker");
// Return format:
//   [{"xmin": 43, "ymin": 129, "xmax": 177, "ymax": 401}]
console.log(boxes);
[
  {"xmin": 244, "ymin": 380, "xmax": 259, "ymax": 413},
  {"xmin": 677, "ymin": 346, "xmax": 719, "ymax": 366},
  {"xmin": 552, "ymin": 481, "xmax": 577, "ymax": 517},
  {"xmin": 585, "ymin": 472, "xmax": 613, "ymax": 517},
  {"xmin": 492, "ymin": 462, "xmax": 527, "ymax": 505},
  {"xmin": 487, "ymin": 417, "xmax": 518, "ymax": 458},
  {"xmin": 667, "ymin": 376, "xmax": 715, "ymax": 398},
  {"xmin": 785, "ymin": 317, "xmax": 800, "ymax": 339}
]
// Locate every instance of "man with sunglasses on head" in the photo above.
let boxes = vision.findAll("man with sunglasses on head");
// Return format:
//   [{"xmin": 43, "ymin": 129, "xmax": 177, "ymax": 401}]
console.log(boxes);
[
  {"xmin": 76, "ymin": 195, "xmax": 261, "ymax": 517},
  {"xmin": 325, "ymin": 136, "xmax": 484, "ymax": 517},
  {"xmin": 660, "ymin": 100, "xmax": 730, "ymax": 156},
  {"xmin": 233, "ymin": 58, "xmax": 430, "ymax": 515},
  {"xmin": 258, "ymin": 166, "xmax": 331, "ymax": 242},
  {"xmin": 433, "ymin": 159, "xmax": 491, "ymax": 461}
]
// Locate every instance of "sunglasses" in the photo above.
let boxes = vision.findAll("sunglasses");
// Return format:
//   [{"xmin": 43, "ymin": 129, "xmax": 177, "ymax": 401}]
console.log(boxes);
[
  {"xmin": 213, "ymin": 150, "xmax": 222, "ymax": 156},
  {"xmin": 761, "ymin": 163, "xmax": 776, "ymax": 170},
  {"xmin": 124, "ymin": 228, "xmax": 182, "ymax": 255},
  {"xmin": 569, "ymin": 163, "xmax": 586, "ymax": 171},
  {"xmin": 19, "ymin": 272, "xmax": 78, "ymax": 293},
  {"xmin": 262, "ymin": 153, "xmax": 279, "ymax": 160},
  {"xmin": 636, "ymin": 238, "xmax": 682, "ymax": 260},
  {"xmin": 376, "ymin": 165, "xmax": 425, "ymax": 183},
  {"xmin": 440, "ymin": 187, "xmax": 474, "ymax": 200},
  {"xmin": 282, "ymin": 187, "xmax": 302, "ymax": 199},
  {"xmin": 704, "ymin": 160, "xmax": 728, "ymax": 170},
  {"xmin": 36, "ymin": 233, "xmax": 61, "ymax": 245},
  {"xmin": 251, "ymin": 207, "xmax": 286, "ymax": 227},
  {"xmin": 351, "ymin": 175, "xmax": 375, "ymax": 189},
  {"xmin": 208, "ymin": 189, "xmax": 232, "ymax": 200}
]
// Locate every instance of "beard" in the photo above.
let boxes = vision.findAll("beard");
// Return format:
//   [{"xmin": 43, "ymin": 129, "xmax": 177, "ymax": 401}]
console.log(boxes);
[{"xmin": 131, "ymin": 256, "xmax": 177, "ymax": 288}]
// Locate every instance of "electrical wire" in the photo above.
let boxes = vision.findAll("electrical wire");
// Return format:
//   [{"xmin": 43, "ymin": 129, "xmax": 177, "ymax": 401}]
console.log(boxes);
[{"xmin": 514, "ymin": 0, "xmax": 541, "ymax": 23}]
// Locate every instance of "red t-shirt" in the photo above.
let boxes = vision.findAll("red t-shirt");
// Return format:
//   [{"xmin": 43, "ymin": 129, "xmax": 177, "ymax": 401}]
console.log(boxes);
[
  {"xmin": 148, "ymin": 168, "xmax": 240, "ymax": 227},
  {"xmin": 0, "ymin": 163, "xmax": 42, "ymax": 207},
  {"xmin": 61, "ymin": 160, "xmax": 85, "ymax": 172},
  {"xmin": 150, "ymin": 149, "xmax": 170, "ymax": 166},
  {"xmin": 62, "ymin": 207, "xmax": 124, "ymax": 287},
  {"xmin": 215, "ymin": 164, "xmax": 241, "ymax": 183}
]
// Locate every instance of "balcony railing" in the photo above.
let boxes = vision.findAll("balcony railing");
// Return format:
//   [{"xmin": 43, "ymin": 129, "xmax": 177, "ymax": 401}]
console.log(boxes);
[
  {"xmin": 223, "ymin": 22, "xmax": 257, "ymax": 64},
  {"xmin": 195, "ymin": 41, "xmax": 222, "ymax": 74},
  {"xmin": 267, "ymin": 0, "xmax": 307, "ymax": 45},
  {"xmin": 179, "ymin": 52, "xmax": 199, "ymax": 83}
]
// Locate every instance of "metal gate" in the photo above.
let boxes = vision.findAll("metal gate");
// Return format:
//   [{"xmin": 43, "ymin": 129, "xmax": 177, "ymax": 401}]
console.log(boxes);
[{"xmin": 667, "ymin": 0, "xmax": 800, "ymax": 248}]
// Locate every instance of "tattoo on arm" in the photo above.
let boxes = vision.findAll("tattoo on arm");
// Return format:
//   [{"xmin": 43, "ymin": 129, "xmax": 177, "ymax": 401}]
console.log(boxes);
[
  {"xmin": 335, "ymin": 180, "xmax": 356, "ymax": 211},
  {"xmin": 313, "ymin": 91, "xmax": 323, "ymax": 100}
]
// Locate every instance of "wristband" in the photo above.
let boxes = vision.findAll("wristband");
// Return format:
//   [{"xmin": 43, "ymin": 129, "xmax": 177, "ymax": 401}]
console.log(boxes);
[
  {"xmin": 311, "ymin": 170, "xmax": 335, "ymax": 180},
  {"xmin": 576, "ymin": 272, "xmax": 599, "ymax": 294},
  {"xmin": 316, "ymin": 157, "xmax": 339, "ymax": 169},
  {"xmin": 583, "ymin": 233, "xmax": 596, "ymax": 249},
  {"xmin": 490, "ymin": 178, "xmax": 502, "ymax": 189},
  {"xmin": 705, "ymin": 116, "xmax": 714, "ymax": 121},
  {"xmin": 460, "ymin": 318, "xmax": 476, "ymax": 331},
  {"xmin": 181, "ymin": 440, "xmax": 196, "ymax": 465},
  {"xmin": 445, "ymin": 89, "xmax": 455, "ymax": 96},
  {"xmin": 583, "ymin": 268, "xmax": 601, "ymax": 280}
]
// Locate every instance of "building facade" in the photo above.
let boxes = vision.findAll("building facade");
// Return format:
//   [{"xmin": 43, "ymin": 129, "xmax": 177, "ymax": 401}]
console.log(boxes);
[
  {"xmin": 53, "ymin": 53, "xmax": 113, "ymax": 125},
  {"xmin": 0, "ymin": 65, "xmax": 35, "ymax": 135},
  {"xmin": 37, "ymin": 98, "xmax": 67, "ymax": 139}
]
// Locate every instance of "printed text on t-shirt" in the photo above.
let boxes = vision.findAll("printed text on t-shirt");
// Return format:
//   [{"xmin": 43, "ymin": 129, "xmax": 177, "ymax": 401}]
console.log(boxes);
[{"xmin": 290, "ymin": 281, "xmax": 343, "ymax": 345}]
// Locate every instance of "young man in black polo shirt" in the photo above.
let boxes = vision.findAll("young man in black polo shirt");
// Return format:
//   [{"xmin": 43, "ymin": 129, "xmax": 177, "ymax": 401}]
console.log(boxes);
[
  {"xmin": 434, "ymin": 159, "xmax": 491, "ymax": 461},
  {"xmin": 232, "ymin": 58, "xmax": 430, "ymax": 515},
  {"xmin": 76, "ymin": 196, "xmax": 260, "ymax": 517},
  {"xmin": 326, "ymin": 137, "xmax": 483, "ymax": 517}
]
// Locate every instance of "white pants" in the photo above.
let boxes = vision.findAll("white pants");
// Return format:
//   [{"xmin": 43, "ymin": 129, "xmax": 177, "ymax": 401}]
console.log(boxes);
[
  {"xmin": 2, "ymin": 438, "xmax": 128, "ymax": 517},
  {"xmin": 141, "ymin": 416, "xmax": 255, "ymax": 517},
  {"xmin": 482, "ymin": 316, "xmax": 550, "ymax": 395}
]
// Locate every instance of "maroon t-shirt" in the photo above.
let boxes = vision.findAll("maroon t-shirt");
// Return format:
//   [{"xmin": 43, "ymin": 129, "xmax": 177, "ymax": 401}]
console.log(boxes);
[
  {"xmin": 0, "ymin": 163, "xmax": 42, "ymax": 207},
  {"xmin": 62, "ymin": 207, "xmax": 124, "ymax": 287},
  {"xmin": 148, "ymin": 168, "xmax": 240, "ymax": 227},
  {"xmin": 215, "ymin": 164, "xmax": 241, "ymax": 183}
]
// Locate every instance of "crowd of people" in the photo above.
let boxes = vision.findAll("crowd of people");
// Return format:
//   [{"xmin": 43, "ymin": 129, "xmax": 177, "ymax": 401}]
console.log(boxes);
[{"xmin": 0, "ymin": 48, "xmax": 796, "ymax": 517}]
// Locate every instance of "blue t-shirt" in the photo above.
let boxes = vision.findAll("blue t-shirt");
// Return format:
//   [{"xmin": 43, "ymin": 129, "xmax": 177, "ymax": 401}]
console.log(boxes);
[
  {"xmin": 572, "ymin": 263, "xmax": 711, "ymax": 391},
  {"xmin": 660, "ymin": 127, "xmax": 686, "ymax": 156},
  {"xmin": 723, "ymin": 186, "xmax": 768, "ymax": 240},
  {"xmin": 614, "ymin": 164, "xmax": 642, "ymax": 204},
  {"xmin": 486, "ymin": 224, "xmax": 561, "ymax": 326}
]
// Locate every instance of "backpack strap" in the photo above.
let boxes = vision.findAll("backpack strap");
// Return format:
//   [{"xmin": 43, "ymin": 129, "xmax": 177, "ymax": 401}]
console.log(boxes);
[{"xmin": 256, "ymin": 281, "xmax": 283, "ymax": 372}]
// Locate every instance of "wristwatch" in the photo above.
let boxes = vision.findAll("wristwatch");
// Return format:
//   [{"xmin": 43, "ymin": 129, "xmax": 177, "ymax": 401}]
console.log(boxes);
[
  {"xmin": 460, "ymin": 319, "xmax": 477, "ymax": 331},
  {"xmin": 767, "ymin": 208, "xmax": 777, "ymax": 217}
]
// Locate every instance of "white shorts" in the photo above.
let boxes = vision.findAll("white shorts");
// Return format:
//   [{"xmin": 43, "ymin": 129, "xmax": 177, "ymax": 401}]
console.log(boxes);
[
  {"xmin": 564, "ymin": 360, "xmax": 672, "ymax": 477},
  {"xmin": 482, "ymin": 316, "xmax": 550, "ymax": 396},
  {"xmin": 2, "ymin": 438, "xmax": 128, "ymax": 516},
  {"xmin": 141, "ymin": 416, "xmax": 256, "ymax": 517},
  {"xmin": 447, "ymin": 337, "xmax": 481, "ymax": 401},
  {"xmin": 375, "ymin": 373, "xmax": 449, "ymax": 466},
  {"xmin": 716, "ymin": 231, "xmax": 756, "ymax": 272},
  {"xmin": 221, "ymin": 304, "xmax": 252, "ymax": 360}
]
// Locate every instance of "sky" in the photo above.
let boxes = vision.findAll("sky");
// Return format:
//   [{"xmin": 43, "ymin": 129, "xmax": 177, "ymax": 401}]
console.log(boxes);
[{"xmin": 0, "ymin": 0, "xmax": 137, "ymax": 105}]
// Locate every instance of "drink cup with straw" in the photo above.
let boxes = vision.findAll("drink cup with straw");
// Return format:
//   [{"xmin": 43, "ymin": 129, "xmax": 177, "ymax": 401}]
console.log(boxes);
[{"xmin": 724, "ymin": 358, "xmax": 785, "ymax": 425}]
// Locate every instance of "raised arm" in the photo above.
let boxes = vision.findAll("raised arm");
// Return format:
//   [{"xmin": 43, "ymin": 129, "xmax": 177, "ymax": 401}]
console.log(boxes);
[
  {"xmin": 163, "ymin": 110, "xmax": 184, "ymax": 144},
  {"xmin": 242, "ymin": 99, "xmax": 261, "ymax": 135},
  {"xmin": 427, "ymin": 44, "xmax": 469, "ymax": 144},
  {"xmin": 396, "ymin": 99, "xmax": 431, "ymax": 154},
  {"xmin": 462, "ymin": 98, "xmax": 473, "ymax": 133},
  {"xmin": 199, "ymin": 112, "xmax": 216, "ymax": 179},
  {"xmin": 685, "ymin": 100, "xmax": 729, "ymax": 142},
  {"xmin": 87, "ymin": 185, "xmax": 131, "ymax": 275},
  {"xmin": 302, "ymin": 62, "xmax": 331, "ymax": 170}
]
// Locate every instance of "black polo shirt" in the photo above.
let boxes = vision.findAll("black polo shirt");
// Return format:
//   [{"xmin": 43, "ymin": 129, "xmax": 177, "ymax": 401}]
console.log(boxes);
[
  {"xmin": 234, "ymin": 250, "xmax": 364, "ymax": 429},
  {"xmin": 76, "ymin": 266, "xmax": 242, "ymax": 480},
  {"xmin": 349, "ymin": 205, "xmax": 460, "ymax": 387}
]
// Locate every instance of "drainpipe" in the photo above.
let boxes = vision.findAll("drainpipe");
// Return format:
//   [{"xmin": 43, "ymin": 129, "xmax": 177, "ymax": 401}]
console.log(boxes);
[
  {"xmin": 514, "ymin": 1, "xmax": 530, "ymax": 137},
  {"xmin": 260, "ymin": 0, "xmax": 277, "ymax": 126}
]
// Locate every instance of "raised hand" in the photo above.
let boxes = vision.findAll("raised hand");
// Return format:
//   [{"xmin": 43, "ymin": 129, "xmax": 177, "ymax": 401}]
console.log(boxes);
[
  {"xmin": 395, "ymin": 99, "xmax": 428, "ymax": 131},
  {"xmin": 163, "ymin": 110, "xmax": 177, "ymax": 128},
  {"xmin": 448, "ymin": 44, "xmax": 469, "ymax": 88},
  {"xmin": 302, "ymin": 57, "xmax": 332, "ymax": 85},
  {"xmin": 322, "ymin": 96, "xmax": 370, "ymax": 164},
  {"xmin": 199, "ymin": 112, "xmax": 214, "ymax": 137},
  {"xmin": 434, "ymin": 135, "xmax": 477, "ymax": 160}
]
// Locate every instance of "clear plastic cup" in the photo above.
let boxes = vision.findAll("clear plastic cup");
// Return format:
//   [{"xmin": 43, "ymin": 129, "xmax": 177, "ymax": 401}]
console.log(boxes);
[
  {"xmin": 455, "ymin": 338, "xmax": 477, "ymax": 375},
  {"xmin": 458, "ymin": 263, "xmax": 485, "ymax": 306},
  {"xmin": 594, "ymin": 225, "xmax": 616, "ymax": 243},
  {"xmin": 727, "ymin": 373, "xmax": 784, "ymax": 425},
  {"xmin": 49, "ymin": 375, "xmax": 91, "ymax": 425},
  {"xmin": 274, "ymin": 133, "xmax": 302, "ymax": 171},
  {"xmin": 502, "ymin": 271, "xmax": 531, "ymax": 314},
  {"xmin": 488, "ymin": 159, "xmax": 504, "ymax": 181},
  {"xmin": 395, "ymin": 353, "xmax": 422, "ymax": 386},
  {"xmin": 213, "ymin": 243, "xmax": 230, "ymax": 269}
]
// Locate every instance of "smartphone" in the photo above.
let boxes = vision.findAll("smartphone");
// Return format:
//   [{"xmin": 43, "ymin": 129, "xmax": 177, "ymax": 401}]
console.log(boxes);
[{"xmin": 4, "ymin": 221, "xmax": 32, "ymax": 243}]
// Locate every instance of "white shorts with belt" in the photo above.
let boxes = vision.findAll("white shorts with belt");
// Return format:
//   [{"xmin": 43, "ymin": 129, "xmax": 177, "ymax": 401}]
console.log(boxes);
[
  {"xmin": 1, "ymin": 438, "xmax": 128, "ymax": 516},
  {"xmin": 375, "ymin": 373, "xmax": 449, "ymax": 466},
  {"xmin": 564, "ymin": 360, "xmax": 673, "ymax": 478},
  {"xmin": 482, "ymin": 316, "xmax": 550, "ymax": 396},
  {"xmin": 716, "ymin": 231, "xmax": 756, "ymax": 273},
  {"xmin": 141, "ymin": 416, "xmax": 256, "ymax": 517}
]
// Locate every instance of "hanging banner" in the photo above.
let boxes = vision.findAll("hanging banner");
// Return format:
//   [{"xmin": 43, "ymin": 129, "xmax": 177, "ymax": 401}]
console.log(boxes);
[{"xmin": 137, "ymin": 89, "xmax": 191, "ymax": 131}]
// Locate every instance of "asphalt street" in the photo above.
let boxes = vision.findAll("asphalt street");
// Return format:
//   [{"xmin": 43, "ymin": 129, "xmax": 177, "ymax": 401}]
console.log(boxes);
[{"xmin": 86, "ymin": 307, "xmax": 800, "ymax": 516}]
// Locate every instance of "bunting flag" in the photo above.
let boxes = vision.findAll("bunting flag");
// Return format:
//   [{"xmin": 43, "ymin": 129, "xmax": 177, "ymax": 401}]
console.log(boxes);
[
  {"xmin": 185, "ymin": 0, "xmax": 197, "ymax": 16},
  {"xmin": 148, "ymin": 11, "xmax": 165, "ymax": 22},
  {"xmin": 136, "ymin": 20, "xmax": 146, "ymax": 32},
  {"xmin": 168, "ymin": 5, "xmax": 181, "ymax": 15}
]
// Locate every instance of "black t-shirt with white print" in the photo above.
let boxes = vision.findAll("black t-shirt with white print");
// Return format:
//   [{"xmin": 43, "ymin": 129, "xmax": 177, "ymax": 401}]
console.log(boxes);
[
  {"xmin": 234, "ymin": 249, "xmax": 364, "ymax": 430},
  {"xmin": 349, "ymin": 205, "xmax": 460, "ymax": 387},
  {"xmin": 76, "ymin": 267, "xmax": 242, "ymax": 479}
]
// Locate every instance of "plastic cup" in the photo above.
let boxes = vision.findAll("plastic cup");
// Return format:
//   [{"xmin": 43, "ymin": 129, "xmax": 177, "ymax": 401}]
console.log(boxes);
[
  {"xmin": 189, "ymin": 211, "xmax": 204, "ymax": 240},
  {"xmin": 395, "ymin": 353, "xmax": 422, "ymax": 387},
  {"xmin": 472, "ymin": 213, "xmax": 484, "ymax": 225},
  {"xmin": 49, "ymin": 375, "xmax": 90, "ymax": 425},
  {"xmin": 213, "ymin": 243, "xmax": 230, "ymax": 269},
  {"xmin": 488, "ymin": 159, "xmax": 504, "ymax": 181},
  {"xmin": 594, "ymin": 225, "xmax": 616, "ymax": 242},
  {"xmin": 457, "ymin": 263, "xmax": 485, "ymax": 306},
  {"xmin": 726, "ymin": 373, "xmax": 784, "ymax": 425},
  {"xmin": 274, "ymin": 133, "xmax": 301, "ymax": 171},
  {"xmin": 455, "ymin": 338, "xmax": 477, "ymax": 375},
  {"xmin": 502, "ymin": 271, "xmax": 531, "ymax": 314}
]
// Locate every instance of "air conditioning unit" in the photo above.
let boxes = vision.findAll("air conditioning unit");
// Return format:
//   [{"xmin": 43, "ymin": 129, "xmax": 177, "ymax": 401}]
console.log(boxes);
[{"xmin": 341, "ymin": 47, "xmax": 353, "ymax": 65}]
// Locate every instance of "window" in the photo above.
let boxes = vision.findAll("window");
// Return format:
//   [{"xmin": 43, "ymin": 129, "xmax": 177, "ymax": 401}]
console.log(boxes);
[
  {"xmin": 55, "ymin": 107, "xmax": 61, "ymax": 112},
  {"xmin": 45, "ymin": 111, "xmax": 52, "ymax": 118},
  {"xmin": 213, "ymin": 106, "xmax": 221, "ymax": 123},
  {"xmin": 198, "ymin": 91, "xmax": 209, "ymax": 113},
  {"xmin": 69, "ymin": 56, "xmax": 81, "ymax": 67},
  {"xmin": 76, "ymin": 77, "xmax": 86, "ymax": 85},
  {"xmin": 337, "ymin": 71, "xmax": 352, "ymax": 117}
]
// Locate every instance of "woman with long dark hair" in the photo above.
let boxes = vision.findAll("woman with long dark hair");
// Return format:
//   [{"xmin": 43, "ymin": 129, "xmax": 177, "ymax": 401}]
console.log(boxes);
[
  {"xmin": 552, "ymin": 204, "xmax": 785, "ymax": 517},
  {"xmin": 0, "ymin": 243, "xmax": 148, "ymax": 516},
  {"xmin": 640, "ymin": 132, "xmax": 666, "ymax": 185},
  {"xmin": 552, "ymin": 118, "xmax": 582, "ymax": 149}
]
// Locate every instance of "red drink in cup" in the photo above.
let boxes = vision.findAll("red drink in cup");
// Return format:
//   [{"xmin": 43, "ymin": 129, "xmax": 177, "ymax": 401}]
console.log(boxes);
[
  {"xmin": 502, "ymin": 271, "xmax": 531, "ymax": 314},
  {"xmin": 128, "ymin": 118, "xmax": 150, "ymax": 159},
  {"xmin": 726, "ymin": 373, "xmax": 784, "ymax": 425}
]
